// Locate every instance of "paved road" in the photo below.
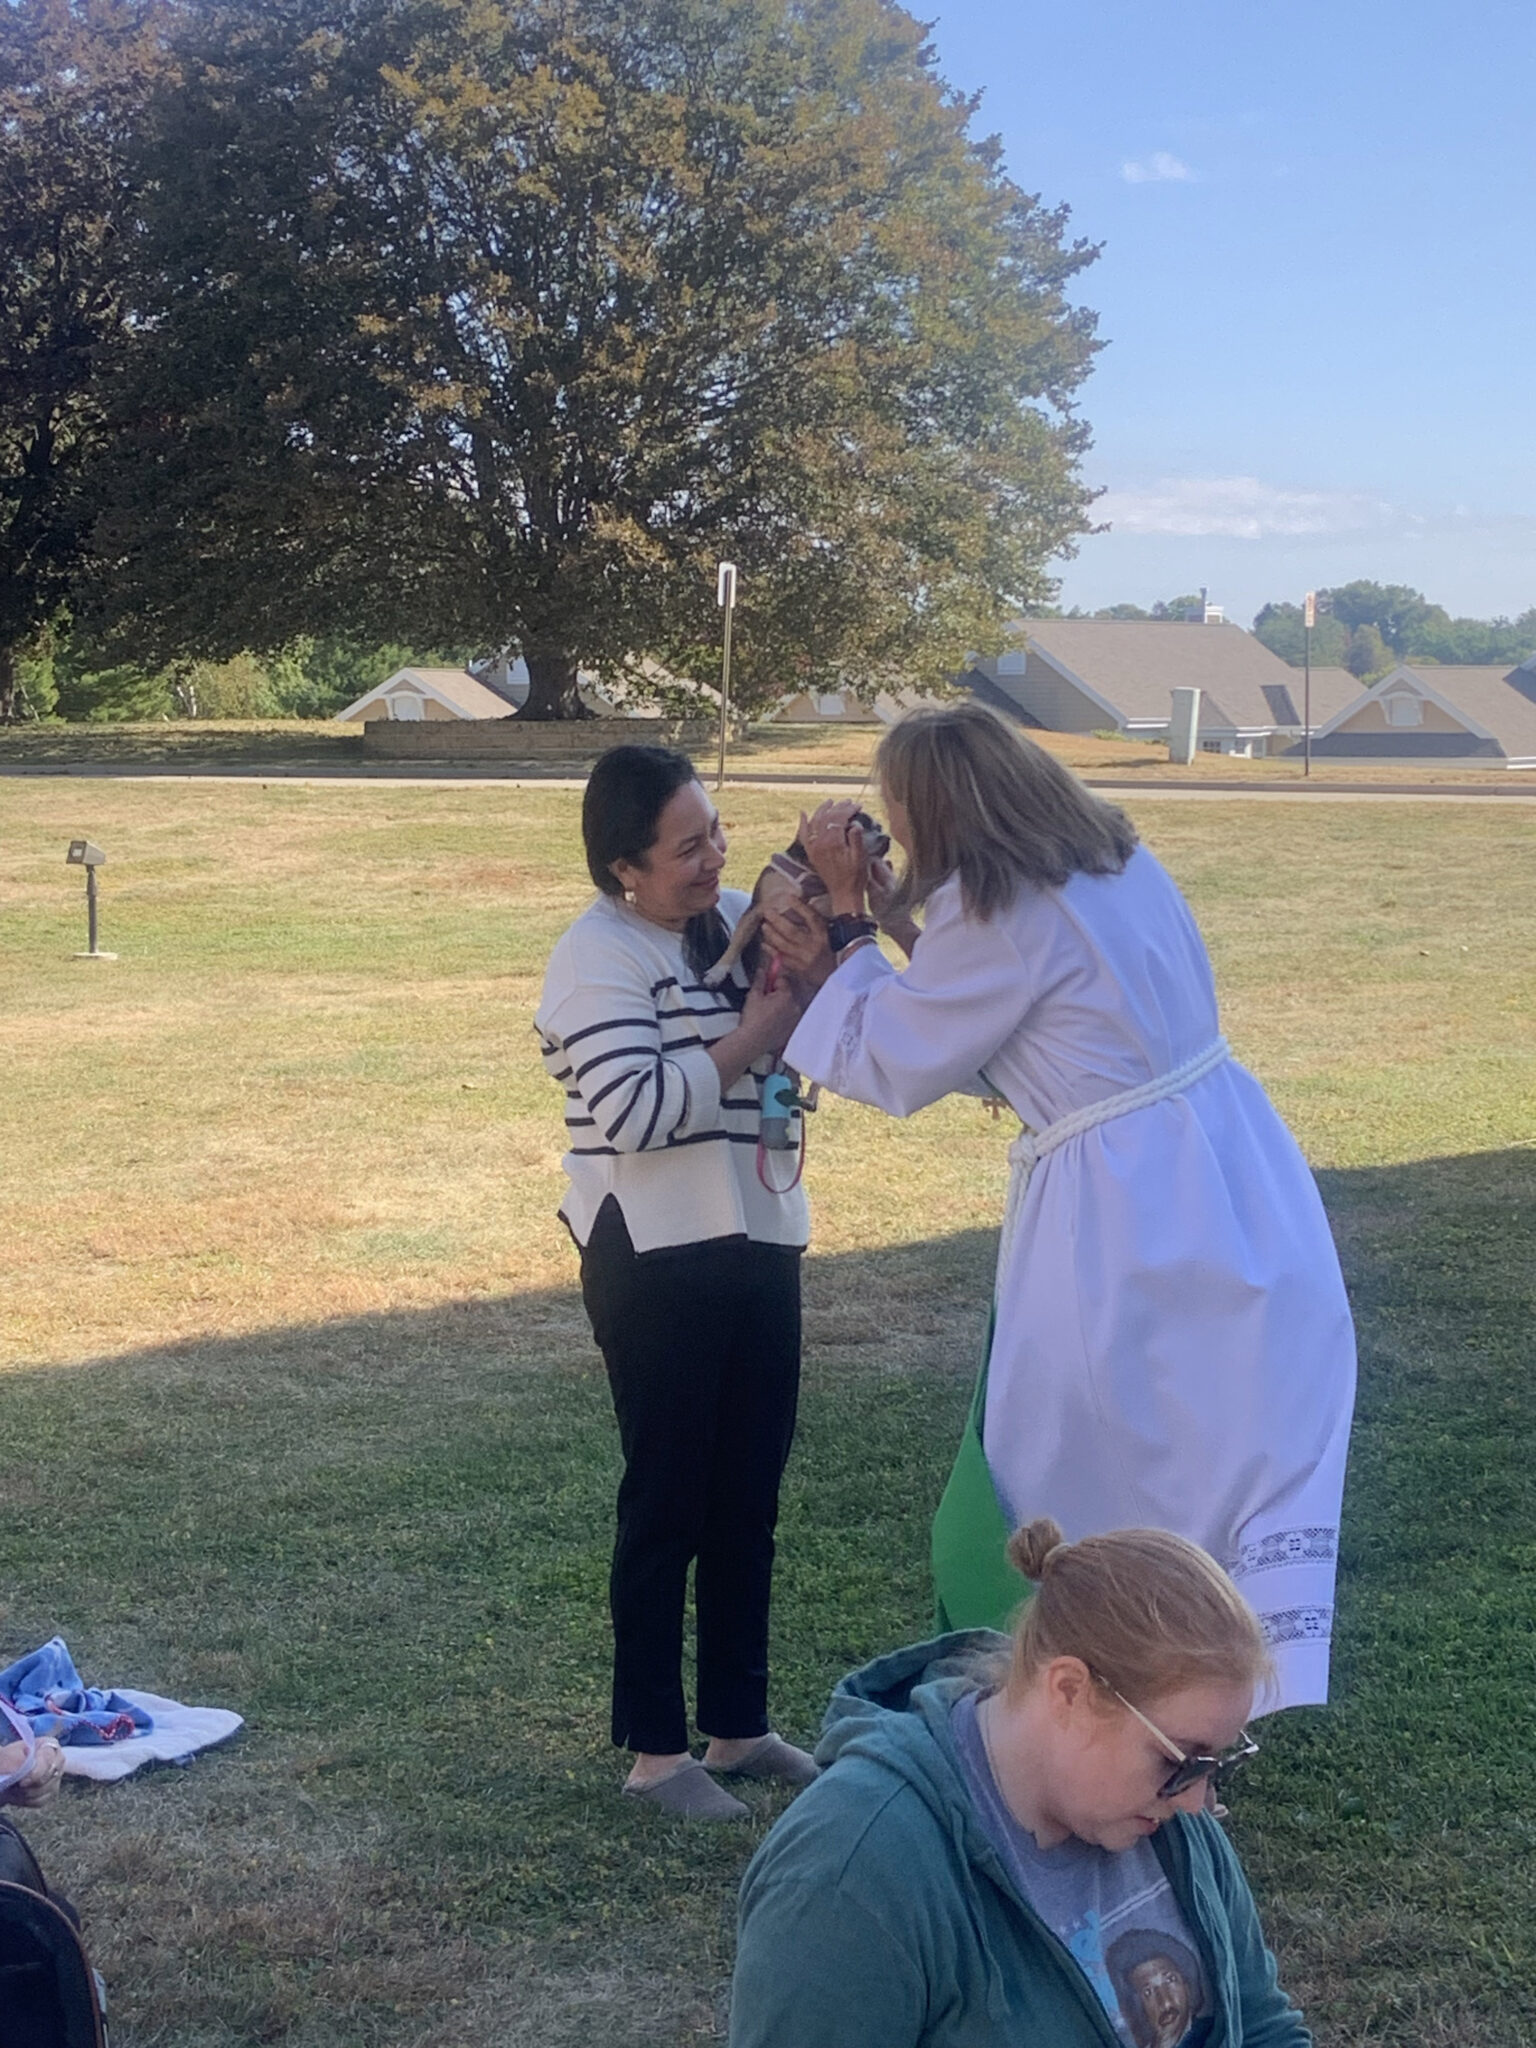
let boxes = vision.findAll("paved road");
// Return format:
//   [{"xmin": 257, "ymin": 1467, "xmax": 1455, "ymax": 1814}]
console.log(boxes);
[{"xmin": 5, "ymin": 764, "xmax": 1536, "ymax": 803}]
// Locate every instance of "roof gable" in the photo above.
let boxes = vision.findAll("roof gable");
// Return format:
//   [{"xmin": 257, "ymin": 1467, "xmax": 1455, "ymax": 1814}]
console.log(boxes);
[
  {"xmin": 1021, "ymin": 620, "xmax": 1307, "ymax": 730},
  {"xmin": 399, "ymin": 667, "xmax": 519, "ymax": 716},
  {"xmin": 334, "ymin": 666, "xmax": 518, "ymax": 720},
  {"xmin": 1311, "ymin": 664, "xmax": 1536, "ymax": 757}
]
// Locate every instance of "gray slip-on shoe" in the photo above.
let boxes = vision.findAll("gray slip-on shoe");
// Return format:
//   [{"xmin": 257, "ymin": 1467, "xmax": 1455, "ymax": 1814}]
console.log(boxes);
[
  {"xmin": 712, "ymin": 1733, "xmax": 820, "ymax": 1786},
  {"xmin": 622, "ymin": 1757, "xmax": 750, "ymax": 1820}
]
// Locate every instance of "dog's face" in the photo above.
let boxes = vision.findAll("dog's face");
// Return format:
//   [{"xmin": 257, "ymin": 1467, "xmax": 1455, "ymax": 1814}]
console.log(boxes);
[
  {"xmin": 751, "ymin": 809, "xmax": 892, "ymax": 916},
  {"xmin": 781, "ymin": 808, "xmax": 891, "ymax": 887},
  {"xmin": 732, "ymin": 809, "xmax": 893, "ymax": 981},
  {"xmin": 851, "ymin": 809, "xmax": 892, "ymax": 863}
]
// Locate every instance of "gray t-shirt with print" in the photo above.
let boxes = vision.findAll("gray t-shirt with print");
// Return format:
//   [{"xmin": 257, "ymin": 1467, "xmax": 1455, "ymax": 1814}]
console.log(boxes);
[{"xmin": 951, "ymin": 1692, "xmax": 1213, "ymax": 2048}]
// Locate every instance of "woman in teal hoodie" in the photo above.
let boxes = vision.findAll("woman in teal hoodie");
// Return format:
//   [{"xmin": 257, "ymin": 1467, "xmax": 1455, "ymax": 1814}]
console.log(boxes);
[{"xmin": 732, "ymin": 1520, "xmax": 1309, "ymax": 2048}]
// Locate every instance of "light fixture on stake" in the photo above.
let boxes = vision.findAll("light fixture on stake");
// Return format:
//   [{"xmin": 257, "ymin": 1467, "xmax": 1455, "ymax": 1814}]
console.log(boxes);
[
  {"xmin": 716, "ymin": 560, "xmax": 738, "ymax": 791},
  {"xmin": 66, "ymin": 840, "xmax": 117, "ymax": 960}
]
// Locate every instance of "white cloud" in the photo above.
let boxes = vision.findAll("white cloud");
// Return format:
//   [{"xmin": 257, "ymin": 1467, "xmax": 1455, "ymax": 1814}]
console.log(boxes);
[
  {"xmin": 1120, "ymin": 151, "xmax": 1194, "ymax": 185},
  {"xmin": 1098, "ymin": 476, "xmax": 1401, "ymax": 541}
]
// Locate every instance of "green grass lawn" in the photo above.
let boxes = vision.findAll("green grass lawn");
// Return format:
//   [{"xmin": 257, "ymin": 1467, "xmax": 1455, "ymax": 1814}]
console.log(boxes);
[{"xmin": 1, "ymin": 779, "xmax": 1533, "ymax": 2046}]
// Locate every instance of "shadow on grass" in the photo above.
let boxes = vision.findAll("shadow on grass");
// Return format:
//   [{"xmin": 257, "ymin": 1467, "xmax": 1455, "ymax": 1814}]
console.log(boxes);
[
  {"xmin": 1, "ymin": 1150, "xmax": 1532, "ymax": 2045},
  {"xmin": 0, "ymin": 1233, "xmax": 989, "ymax": 2047}
]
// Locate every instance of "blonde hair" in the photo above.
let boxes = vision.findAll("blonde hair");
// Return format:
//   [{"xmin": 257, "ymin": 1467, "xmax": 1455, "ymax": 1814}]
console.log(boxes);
[
  {"xmin": 1005, "ymin": 1518, "xmax": 1273, "ymax": 1708},
  {"xmin": 875, "ymin": 701, "xmax": 1138, "ymax": 919}
]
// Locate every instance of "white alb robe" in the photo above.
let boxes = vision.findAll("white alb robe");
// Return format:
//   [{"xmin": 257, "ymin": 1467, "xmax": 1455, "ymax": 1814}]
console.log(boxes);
[{"xmin": 785, "ymin": 847, "xmax": 1356, "ymax": 1709}]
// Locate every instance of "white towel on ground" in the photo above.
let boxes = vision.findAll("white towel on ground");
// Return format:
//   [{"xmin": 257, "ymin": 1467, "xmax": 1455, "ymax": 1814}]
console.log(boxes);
[{"xmin": 58, "ymin": 1690, "xmax": 243, "ymax": 1782}]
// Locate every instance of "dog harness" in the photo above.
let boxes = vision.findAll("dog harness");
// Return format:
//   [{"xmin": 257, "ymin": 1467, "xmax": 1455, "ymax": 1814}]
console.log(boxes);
[{"xmin": 765, "ymin": 849, "xmax": 827, "ymax": 902}]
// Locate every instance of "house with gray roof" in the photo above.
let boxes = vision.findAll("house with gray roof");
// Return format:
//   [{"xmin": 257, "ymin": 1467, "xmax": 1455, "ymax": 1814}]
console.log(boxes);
[
  {"xmin": 334, "ymin": 658, "xmax": 618, "ymax": 723},
  {"xmin": 334, "ymin": 664, "xmax": 525, "ymax": 724},
  {"xmin": 966, "ymin": 620, "xmax": 1359, "ymax": 757},
  {"xmin": 1282, "ymin": 661, "xmax": 1536, "ymax": 766}
]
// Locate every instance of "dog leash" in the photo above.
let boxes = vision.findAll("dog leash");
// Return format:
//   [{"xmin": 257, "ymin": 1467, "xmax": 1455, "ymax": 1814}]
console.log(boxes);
[
  {"xmin": 757, "ymin": 952, "xmax": 808, "ymax": 1192},
  {"xmin": 756, "ymin": 1068, "xmax": 808, "ymax": 1192}
]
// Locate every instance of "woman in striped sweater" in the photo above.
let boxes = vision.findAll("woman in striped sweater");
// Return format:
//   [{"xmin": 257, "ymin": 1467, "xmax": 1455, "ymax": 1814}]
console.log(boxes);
[{"xmin": 537, "ymin": 746, "xmax": 819, "ymax": 1819}]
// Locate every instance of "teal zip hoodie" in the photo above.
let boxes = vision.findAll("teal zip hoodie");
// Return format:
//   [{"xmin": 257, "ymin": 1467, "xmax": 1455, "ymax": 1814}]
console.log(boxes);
[{"xmin": 731, "ymin": 1633, "xmax": 1310, "ymax": 2048}]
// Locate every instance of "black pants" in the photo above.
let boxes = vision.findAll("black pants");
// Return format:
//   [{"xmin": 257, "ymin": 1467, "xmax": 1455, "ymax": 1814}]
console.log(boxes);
[{"xmin": 580, "ymin": 1197, "xmax": 802, "ymax": 1755}]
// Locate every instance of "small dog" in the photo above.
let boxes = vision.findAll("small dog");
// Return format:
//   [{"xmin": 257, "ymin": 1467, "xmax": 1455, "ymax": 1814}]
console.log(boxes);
[{"xmin": 704, "ymin": 810, "xmax": 891, "ymax": 988}]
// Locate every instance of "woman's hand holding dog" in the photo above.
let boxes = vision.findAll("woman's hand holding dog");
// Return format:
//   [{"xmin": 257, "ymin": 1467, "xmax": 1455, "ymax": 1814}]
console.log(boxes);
[
  {"xmin": 759, "ymin": 898, "xmax": 836, "ymax": 991},
  {"xmin": 798, "ymin": 802, "xmax": 870, "ymax": 915},
  {"xmin": 741, "ymin": 972, "xmax": 801, "ymax": 1056},
  {"xmin": 707, "ymin": 970, "xmax": 803, "ymax": 1091}
]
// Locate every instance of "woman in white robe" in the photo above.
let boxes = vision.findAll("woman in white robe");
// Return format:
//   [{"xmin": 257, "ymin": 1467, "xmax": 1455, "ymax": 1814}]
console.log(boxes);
[{"xmin": 766, "ymin": 704, "xmax": 1355, "ymax": 1711}]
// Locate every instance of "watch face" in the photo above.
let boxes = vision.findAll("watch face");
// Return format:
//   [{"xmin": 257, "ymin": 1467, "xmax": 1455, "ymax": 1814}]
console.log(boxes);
[{"xmin": 828, "ymin": 914, "xmax": 874, "ymax": 953}]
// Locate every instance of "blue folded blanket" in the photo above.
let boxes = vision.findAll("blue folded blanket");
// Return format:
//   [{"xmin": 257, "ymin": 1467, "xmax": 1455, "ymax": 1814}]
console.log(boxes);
[{"xmin": 0, "ymin": 1637, "xmax": 155, "ymax": 1745}]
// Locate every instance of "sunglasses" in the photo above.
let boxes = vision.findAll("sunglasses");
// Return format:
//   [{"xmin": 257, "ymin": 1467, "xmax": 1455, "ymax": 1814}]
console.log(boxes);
[{"xmin": 1095, "ymin": 1674, "xmax": 1259, "ymax": 1803}]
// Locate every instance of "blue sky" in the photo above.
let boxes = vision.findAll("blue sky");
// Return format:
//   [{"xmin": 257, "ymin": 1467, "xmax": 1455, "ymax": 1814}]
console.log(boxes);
[{"xmin": 921, "ymin": 0, "xmax": 1536, "ymax": 627}]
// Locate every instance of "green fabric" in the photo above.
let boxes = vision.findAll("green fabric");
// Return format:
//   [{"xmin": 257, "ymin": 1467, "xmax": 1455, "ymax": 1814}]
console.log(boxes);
[
  {"xmin": 731, "ymin": 1636, "xmax": 1312, "ymax": 2048},
  {"xmin": 931, "ymin": 1307, "xmax": 1031, "ymax": 1632}
]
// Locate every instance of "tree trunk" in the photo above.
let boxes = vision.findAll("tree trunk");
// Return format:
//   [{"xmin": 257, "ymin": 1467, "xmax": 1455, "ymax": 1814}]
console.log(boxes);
[
  {"xmin": 518, "ymin": 648, "xmax": 591, "ymax": 721},
  {"xmin": 166, "ymin": 663, "xmax": 199, "ymax": 717},
  {"xmin": 0, "ymin": 644, "xmax": 19, "ymax": 724}
]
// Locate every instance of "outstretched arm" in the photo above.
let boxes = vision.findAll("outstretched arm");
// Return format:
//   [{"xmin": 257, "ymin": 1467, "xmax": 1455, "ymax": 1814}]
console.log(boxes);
[{"xmin": 782, "ymin": 886, "xmax": 1032, "ymax": 1116}]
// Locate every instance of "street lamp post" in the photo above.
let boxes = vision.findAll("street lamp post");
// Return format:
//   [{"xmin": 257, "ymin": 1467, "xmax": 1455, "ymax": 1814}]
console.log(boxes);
[
  {"xmin": 1303, "ymin": 590, "xmax": 1316, "ymax": 779},
  {"xmin": 716, "ymin": 561, "xmax": 737, "ymax": 790}
]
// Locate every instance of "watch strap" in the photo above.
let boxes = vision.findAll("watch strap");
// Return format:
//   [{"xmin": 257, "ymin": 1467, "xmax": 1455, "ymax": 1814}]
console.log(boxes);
[{"xmin": 826, "ymin": 913, "xmax": 878, "ymax": 953}]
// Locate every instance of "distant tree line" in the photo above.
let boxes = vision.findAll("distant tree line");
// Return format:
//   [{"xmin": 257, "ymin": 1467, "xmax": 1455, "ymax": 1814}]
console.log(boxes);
[
  {"xmin": 1252, "ymin": 583, "xmax": 1536, "ymax": 679},
  {"xmin": 1045, "ymin": 583, "xmax": 1536, "ymax": 684},
  {"xmin": 1, "ymin": 0, "xmax": 1102, "ymax": 722},
  {"xmin": 1066, "ymin": 593, "xmax": 1211, "ymax": 623}
]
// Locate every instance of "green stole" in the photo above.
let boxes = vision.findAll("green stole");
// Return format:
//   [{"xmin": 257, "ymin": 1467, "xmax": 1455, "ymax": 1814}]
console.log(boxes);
[{"xmin": 931, "ymin": 1306, "xmax": 1031, "ymax": 1632}]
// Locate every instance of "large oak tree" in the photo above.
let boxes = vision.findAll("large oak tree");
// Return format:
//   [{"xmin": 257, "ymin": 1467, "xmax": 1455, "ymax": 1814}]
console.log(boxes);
[
  {"xmin": 104, "ymin": 0, "xmax": 1101, "ymax": 717},
  {"xmin": 0, "ymin": 0, "xmax": 162, "ymax": 721}
]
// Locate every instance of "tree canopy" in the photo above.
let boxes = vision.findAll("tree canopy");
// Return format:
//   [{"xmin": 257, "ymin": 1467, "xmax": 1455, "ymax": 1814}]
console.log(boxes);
[
  {"xmin": 1254, "ymin": 582, "xmax": 1536, "ymax": 678},
  {"xmin": 87, "ymin": 0, "xmax": 1101, "ymax": 716},
  {"xmin": 1064, "ymin": 593, "xmax": 1207, "ymax": 622},
  {"xmin": 0, "ymin": 0, "xmax": 164, "ymax": 721}
]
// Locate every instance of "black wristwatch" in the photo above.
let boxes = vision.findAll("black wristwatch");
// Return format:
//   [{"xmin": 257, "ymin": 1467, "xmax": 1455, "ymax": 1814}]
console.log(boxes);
[{"xmin": 825, "ymin": 913, "xmax": 878, "ymax": 954}]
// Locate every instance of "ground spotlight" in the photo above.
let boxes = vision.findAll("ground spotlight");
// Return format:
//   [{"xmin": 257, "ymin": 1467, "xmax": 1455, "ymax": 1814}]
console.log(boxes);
[{"xmin": 66, "ymin": 839, "xmax": 117, "ymax": 960}]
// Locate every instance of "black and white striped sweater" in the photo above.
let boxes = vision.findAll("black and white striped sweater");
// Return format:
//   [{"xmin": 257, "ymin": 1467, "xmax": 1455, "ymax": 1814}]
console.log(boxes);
[{"xmin": 535, "ymin": 888, "xmax": 811, "ymax": 1254}]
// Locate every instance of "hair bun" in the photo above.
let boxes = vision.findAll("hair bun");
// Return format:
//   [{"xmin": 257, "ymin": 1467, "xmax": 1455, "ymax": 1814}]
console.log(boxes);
[{"xmin": 1007, "ymin": 1516, "xmax": 1066, "ymax": 1583}]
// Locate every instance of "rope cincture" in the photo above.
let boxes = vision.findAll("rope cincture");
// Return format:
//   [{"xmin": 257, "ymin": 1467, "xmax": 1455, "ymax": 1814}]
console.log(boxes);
[{"xmin": 994, "ymin": 1036, "xmax": 1231, "ymax": 1297}]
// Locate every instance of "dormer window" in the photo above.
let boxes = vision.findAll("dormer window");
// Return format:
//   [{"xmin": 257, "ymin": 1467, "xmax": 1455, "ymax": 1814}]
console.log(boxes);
[{"xmin": 1383, "ymin": 691, "xmax": 1422, "ymax": 727}]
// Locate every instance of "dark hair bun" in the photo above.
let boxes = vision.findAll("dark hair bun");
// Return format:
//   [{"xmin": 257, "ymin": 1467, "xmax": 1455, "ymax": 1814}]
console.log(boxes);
[{"xmin": 1007, "ymin": 1516, "xmax": 1066, "ymax": 1583}]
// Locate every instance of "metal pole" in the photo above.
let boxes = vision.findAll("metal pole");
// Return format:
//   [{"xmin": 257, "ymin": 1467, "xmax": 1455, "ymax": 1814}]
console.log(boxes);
[
  {"xmin": 717, "ymin": 597, "xmax": 734, "ymax": 789},
  {"xmin": 716, "ymin": 562, "xmax": 737, "ymax": 791},
  {"xmin": 87, "ymin": 865, "xmax": 99, "ymax": 954},
  {"xmin": 1302, "ymin": 589, "xmax": 1315, "ymax": 780},
  {"xmin": 1303, "ymin": 623, "xmax": 1312, "ymax": 779}
]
